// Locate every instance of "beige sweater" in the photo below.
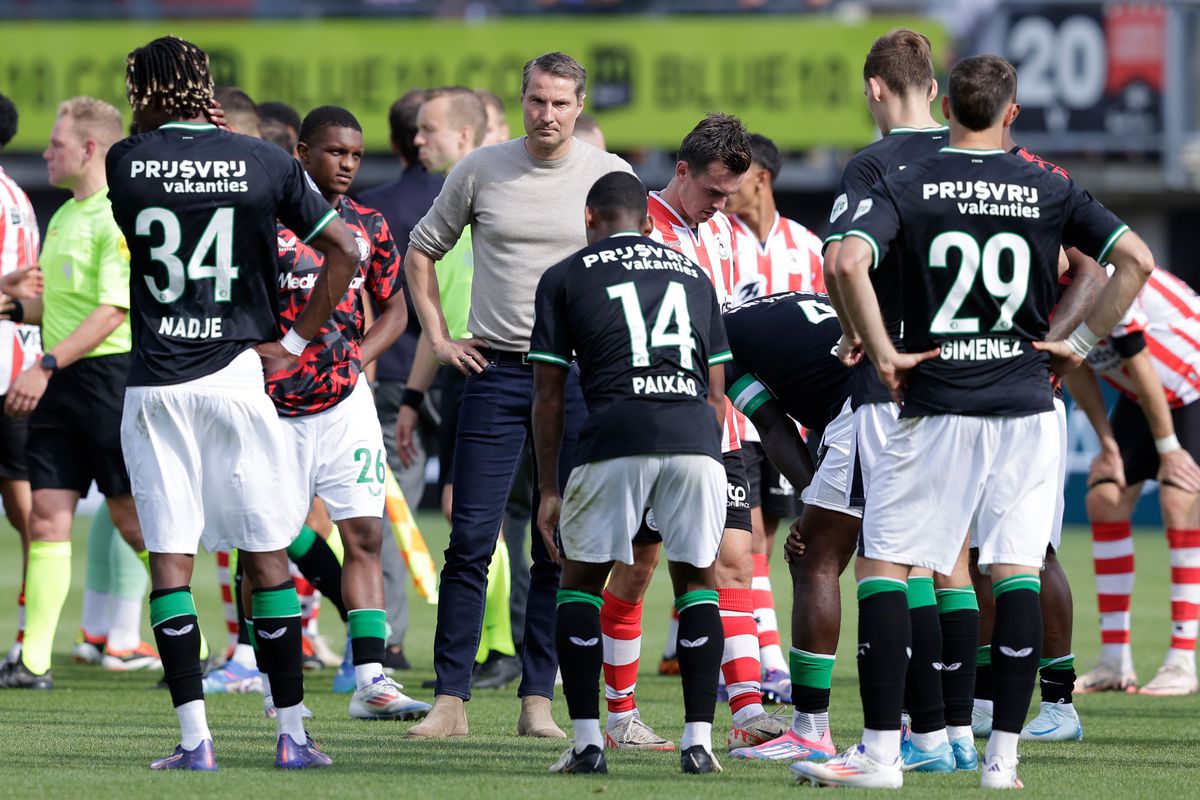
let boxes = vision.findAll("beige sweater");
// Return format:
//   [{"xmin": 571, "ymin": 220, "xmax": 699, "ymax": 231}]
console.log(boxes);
[{"xmin": 409, "ymin": 136, "xmax": 632, "ymax": 351}]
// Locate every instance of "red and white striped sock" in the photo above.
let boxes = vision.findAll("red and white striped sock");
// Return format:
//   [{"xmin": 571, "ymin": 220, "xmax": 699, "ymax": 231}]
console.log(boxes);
[
  {"xmin": 215, "ymin": 551, "xmax": 239, "ymax": 651},
  {"xmin": 1167, "ymin": 528, "xmax": 1200, "ymax": 666},
  {"xmin": 719, "ymin": 586, "xmax": 764, "ymax": 724},
  {"xmin": 1092, "ymin": 521, "xmax": 1135, "ymax": 672},
  {"xmin": 601, "ymin": 590, "xmax": 642, "ymax": 721},
  {"xmin": 751, "ymin": 553, "xmax": 786, "ymax": 673}
]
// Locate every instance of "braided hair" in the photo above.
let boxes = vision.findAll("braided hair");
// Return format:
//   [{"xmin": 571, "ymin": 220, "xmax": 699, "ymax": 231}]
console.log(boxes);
[{"xmin": 125, "ymin": 36, "xmax": 214, "ymax": 117}]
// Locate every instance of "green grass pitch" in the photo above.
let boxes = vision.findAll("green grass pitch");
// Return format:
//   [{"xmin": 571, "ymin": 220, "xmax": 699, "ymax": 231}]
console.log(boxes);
[{"xmin": 0, "ymin": 515, "xmax": 1197, "ymax": 798}]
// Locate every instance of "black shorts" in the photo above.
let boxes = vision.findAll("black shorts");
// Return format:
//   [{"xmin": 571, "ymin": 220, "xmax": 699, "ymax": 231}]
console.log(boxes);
[
  {"xmin": 633, "ymin": 448, "xmax": 753, "ymax": 544},
  {"xmin": 0, "ymin": 397, "xmax": 29, "ymax": 481},
  {"xmin": 27, "ymin": 352, "xmax": 132, "ymax": 497},
  {"xmin": 741, "ymin": 441, "xmax": 798, "ymax": 518},
  {"xmin": 1110, "ymin": 394, "xmax": 1200, "ymax": 486}
]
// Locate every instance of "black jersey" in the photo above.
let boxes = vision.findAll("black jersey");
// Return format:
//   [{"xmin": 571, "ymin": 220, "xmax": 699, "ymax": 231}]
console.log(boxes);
[
  {"xmin": 106, "ymin": 122, "xmax": 337, "ymax": 386},
  {"xmin": 724, "ymin": 291, "xmax": 850, "ymax": 433},
  {"xmin": 846, "ymin": 146, "xmax": 1129, "ymax": 417},
  {"xmin": 826, "ymin": 126, "xmax": 949, "ymax": 408},
  {"xmin": 529, "ymin": 232, "xmax": 730, "ymax": 465}
]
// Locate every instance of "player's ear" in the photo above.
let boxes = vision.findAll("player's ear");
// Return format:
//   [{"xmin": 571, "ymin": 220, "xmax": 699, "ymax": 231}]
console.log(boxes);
[
  {"xmin": 1005, "ymin": 102, "xmax": 1021, "ymax": 127},
  {"xmin": 927, "ymin": 78, "xmax": 939, "ymax": 105},
  {"xmin": 675, "ymin": 160, "xmax": 688, "ymax": 182},
  {"xmin": 585, "ymin": 206, "xmax": 596, "ymax": 231},
  {"xmin": 640, "ymin": 214, "xmax": 653, "ymax": 236},
  {"xmin": 297, "ymin": 140, "xmax": 310, "ymax": 165},
  {"xmin": 867, "ymin": 76, "xmax": 884, "ymax": 103},
  {"xmin": 940, "ymin": 95, "xmax": 952, "ymax": 123}
]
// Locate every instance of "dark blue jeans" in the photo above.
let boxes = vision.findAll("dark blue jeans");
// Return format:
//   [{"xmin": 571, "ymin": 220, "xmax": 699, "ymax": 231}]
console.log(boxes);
[{"xmin": 433, "ymin": 356, "xmax": 585, "ymax": 700}]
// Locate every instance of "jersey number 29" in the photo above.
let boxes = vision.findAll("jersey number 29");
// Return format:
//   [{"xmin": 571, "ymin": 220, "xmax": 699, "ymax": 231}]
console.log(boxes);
[
  {"xmin": 929, "ymin": 231, "xmax": 1030, "ymax": 334},
  {"xmin": 135, "ymin": 207, "xmax": 240, "ymax": 304},
  {"xmin": 607, "ymin": 281, "xmax": 697, "ymax": 369}
]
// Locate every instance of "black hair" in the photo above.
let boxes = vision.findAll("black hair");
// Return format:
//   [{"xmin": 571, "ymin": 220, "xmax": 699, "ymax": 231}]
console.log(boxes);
[
  {"xmin": 259, "ymin": 101, "xmax": 301, "ymax": 133},
  {"xmin": 0, "ymin": 94, "xmax": 16, "ymax": 149},
  {"xmin": 949, "ymin": 55, "xmax": 1017, "ymax": 132},
  {"xmin": 299, "ymin": 105, "xmax": 362, "ymax": 145},
  {"xmin": 747, "ymin": 133, "xmax": 781, "ymax": 182},
  {"xmin": 125, "ymin": 36, "xmax": 214, "ymax": 117},
  {"xmin": 586, "ymin": 171, "xmax": 648, "ymax": 224},
  {"xmin": 388, "ymin": 89, "xmax": 427, "ymax": 166}
]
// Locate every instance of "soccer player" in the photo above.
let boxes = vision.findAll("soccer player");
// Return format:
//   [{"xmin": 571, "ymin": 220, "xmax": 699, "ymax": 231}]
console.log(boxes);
[
  {"xmin": 269, "ymin": 104, "xmax": 429, "ymax": 721},
  {"xmin": 475, "ymin": 89, "xmax": 511, "ymax": 145},
  {"xmin": 724, "ymin": 132, "xmax": 825, "ymax": 701},
  {"xmin": 107, "ymin": 36, "xmax": 360, "ymax": 770},
  {"xmin": 1066, "ymin": 267, "xmax": 1200, "ymax": 697},
  {"xmin": 532, "ymin": 171, "xmax": 730, "ymax": 775},
  {"xmin": 0, "ymin": 92, "xmax": 39, "ymax": 666},
  {"xmin": 600, "ymin": 113, "xmax": 790, "ymax": 752},
  {"xmin": 794, "ymin": 54, "xmax": 1153, "ymax": 789},
  {"xmin": 0, "ymin": 97, "xmax": 151, "ymax": 690},
  {"xmin": 259, "ymin": 101, "xmax": 301, "ymax": 157},
  {"xmin": 213, "ymin": 86, "xmax": 260, "ymax": 137}
]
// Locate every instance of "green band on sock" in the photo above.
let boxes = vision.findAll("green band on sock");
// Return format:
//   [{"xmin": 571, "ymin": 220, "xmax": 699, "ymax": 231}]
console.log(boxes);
[
  {"xmin": 252, "ymin": 586, "xmax": 301, "ymax": 618},
  {"xmin": 150, "ymin": 588, "xmax": 197, "ymax": 628},
  {"xmin": 675, "ymin": 589, "xmax": 719, "ymax": 612},
  {"xmin": 936, "ymin": 586, "xmax": 979, "ymax": 614},
  {"xmin": 557, "ymin": 589, "xmax": 603, "ymax": 609},
  {"xmin": 789, "ymin": 647, "xmax": 836, "ymax": 690},
  {"xmin": 906, "ymin": 576, "xmax": 936, "ymax": 609},
  {"xmin": 287, "ymin": 525, "xmax": 318, "ymax": 560},
  {"xmin": 1040, "ymin": 654, "xmax": 1075, "ymax": 670},
  {"xmin": 993, "ymin": 575, "xmax": 1041, "ymax": 597},
  {"xmin": 856, "ymin": 576, "xmax": 907, "ymax": 601},
  {"xmin": 348, "ymin": 608, "xmax": 388, "ymax": 641},
  {"xmin": 246, "ymin": 620, "xmax": 258, "ymax": 653},
  {"xmin": 976, "ymin": 645, "xmax": 992, "ymax": 666}
]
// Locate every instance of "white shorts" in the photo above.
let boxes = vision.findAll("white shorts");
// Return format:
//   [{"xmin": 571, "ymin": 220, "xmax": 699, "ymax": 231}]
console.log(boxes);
[
  {"xmin": 862, "ymin": 411, "xmax": 1060, "ymax": 575},
  {"xmin": 122, "ymin": 349, "xmax": 307, "ymax": 555},
  {"xmin": 282, "ymin": 378, "xmax": 386, "ymax": 522},
  {"xmin": 968, "ymin": 397, "xmax": 1067, "ymax": 554},
  {"xmin": 800, "ymin": 398, "xmax": 861, "ymax": 518},
  {"xmin": 851, "ymin": 400, "xmax": 900, "ymax": 503},
  {"xmin": 559, "ymin": 453, "xmax": 725, "ymax": 568}
]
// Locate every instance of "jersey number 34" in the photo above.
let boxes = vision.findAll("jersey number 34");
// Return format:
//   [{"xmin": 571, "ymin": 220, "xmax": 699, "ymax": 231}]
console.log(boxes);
[{"xmin": 135, "ymin": 207, "xmax": 240, "ymax": 304}]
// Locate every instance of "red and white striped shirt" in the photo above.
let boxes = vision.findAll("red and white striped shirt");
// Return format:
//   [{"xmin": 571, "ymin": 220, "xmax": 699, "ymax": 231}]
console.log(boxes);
[
  {"xmin": 0, "ymin": 166, "xmax": 41, "ymax": 395},
  {"xmin": 1088, "ymin": 267, "xmax": 1200, "ymax": 409},
  {"xmin": 647, "ymin": 191, "xmax": 741, "ymax": 452},
  {"xmin": 730, "ymin": 212, "xmax": 825, "ymax": 304}
]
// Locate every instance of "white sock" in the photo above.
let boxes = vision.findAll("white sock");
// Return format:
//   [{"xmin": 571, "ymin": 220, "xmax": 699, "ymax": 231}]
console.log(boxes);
[
  {"xmin": 861, "ymin": 728, "xmax": 901, "ymax": 764},
  {"xmin": 662, "ymin": 614, "xmax": 679, "ymax": 660},
  {"xmin": 1101, "ymin": 643, "xmax": 1133, "ymax": 673},
  {"xmin": 276, "ymin": 703, "xmax": 308, "ymax": 742},
  {"xmin": 176, "ymin": 699, "xmax": 211, "ymax": 750},
  {"xmin": 106, "ymin": 596, "xmax": 144, "ymax": 652},
  {"xmin": 973, "ymin": 698, "xmax": 993, "ymax": 715},
  {"xmin": 985, "ymin": 729, "xmax": 1019, "ymax": 762},
  {"xmin": 761, "ymin": 644, "xmax": 788, "ymax": 673},
  {"xmin": 606, "ymin": 709, "xmax": 636, "ymax": 730},
  {"xmin": 947, "ymin": 724, "xmax": 973, "ymax": 742},
  {"xmin": 791, "ymin": 710, "xmax": 829, "ymax": 739},
  {"xmin": 355, "ymin": 661, "xmax": 385, "ymax": 691},
  {"xmin": 910, "ymin": 727, "xmax": 948, "ymax": 751},
  {"xmin": 1164, "ymin": 649, "xmax": 1196, "ymax": 670},
  {"xmin": 231, "ymin": 643, "xmax": 257, "ymax": 668},
  {"xmin": 261, "ymin": 673, "xmax": 272, "ymax": 696},
  {"xmin": 81, "ymin": 590, "xmax": 110, "ymax": 639},
  {"xmin": 732, "ymin": 702, "xmax": 765, "ymax": 727},
  {"xmin": 572, "ymin": 719, "xmax": 603, "ymax": 751},
  {"xmin": 681, "ymin": 721, "xmax": 712, "ymax": 753}
]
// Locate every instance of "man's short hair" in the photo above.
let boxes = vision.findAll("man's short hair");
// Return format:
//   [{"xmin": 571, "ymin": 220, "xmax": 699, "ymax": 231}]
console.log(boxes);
[
  {"xmin": 863, "ymin": 29, "xmax": 935, "ymax": 97},
  {"xmin": 678, "ymin": 112, "xmax": 752, "ymax": 176},
  {"xmin": 57, "ymin": 97, "xmax": 124, "ymax": 149},
  {"xmin": 748, "ymin": 133, "xmax": 782, "ymax": 182},
  {"xmin": 948, "ymin": 55, "xmax": 1017, "ymax": 132},
  {"xmin": 474, "ymin": 89, "xmax": 505, "ymax": 117},
  {"xmin": 258, "ymin": 100, "xmax": 301, "ymax": 154},
  {"xmin": 388, "ymin": 89, "xmax": 428, "ymax": 166},
  {"xmin": 587, "ymin": 171, "xmax": 648, "ymax": 223},
  {"xmin": 575, "ymin": 113, "xmax": 600, "ymax": 138},
  {"xmin": 425, "ymin": 87, "xmax": 488, "ymax": 148},
  {"xmin": 214, "ymin": 85, "xmax": 259, "ymax": 134},
  {"xmin": 0, "ymin": 93, "xmax": 16, "ymax": 149},
  {"xmin": 299, "ymin": 105, "xmax": 362, "ymax": 144},
  {"xmin": 521, "ymin": 52, "xmax": 586, "ymax": 100}
]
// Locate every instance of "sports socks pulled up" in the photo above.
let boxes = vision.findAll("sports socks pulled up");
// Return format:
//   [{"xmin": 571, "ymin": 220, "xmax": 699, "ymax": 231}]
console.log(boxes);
[
  {"xmin": 790, "ymin": 646, "xmax": 834, "ymax": 739},
  {"xmin": 600, "ymin": 589, "xmax": 642, "ymax": 715},
  {"xmin": 936, "ymin": 585, "xmax": 979, "ymax": 730},
  {"xmin": 990, "ymin": 575, "xmax": 1042, "ymax": 735},
  {"xmin": 676, "ymin": 589, "xmax": 723, "ymax": 753},
  {"xmin": 251, "ymin": 581, "xmax": 305, "ymax": 710},
  {"xmin": 904, "ymin": 576, "xmax": 945, "ymax": 735},
  {"xmin": 856, "ymin": 577, "xmax": 910, "ymax": 764},
  {"xmin": 1091, "ymin": 521, "xmax": 1134, "ymax": 670},
  {"xmin": 751, "ymin": 553, "xmax": 787, "ymax": 673},
  {"xmin": 22, "ymin": 541, "xmax": 72, "ymax": 675},
  {"xmin": 557, "ymin": 589, "xmax": 605, "ymax": 752},
  {"xmin": 718, "ymin": 587, "xmax": 764, "ymax": 723}
]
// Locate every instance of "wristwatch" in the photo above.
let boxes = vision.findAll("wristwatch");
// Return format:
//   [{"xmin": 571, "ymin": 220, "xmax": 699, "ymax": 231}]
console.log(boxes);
[{"xmin": 40, "ymin": 354, "xmax": 58, "ymax": 374}]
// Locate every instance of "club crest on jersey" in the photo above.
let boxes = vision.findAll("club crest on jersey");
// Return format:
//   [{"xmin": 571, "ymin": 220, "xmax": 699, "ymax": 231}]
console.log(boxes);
[
  {"xmin": 829, "ymin": 193, "xmax": 848, "ymax": 223},
  {"xmin": 716, "ymin": 235, "xmax": 731, "ymax": 262},
  {"xmin": 355, "ymin": 236, "xmax": 370, "ymax": 262},
  {"xmin": 852, "ymin": 198, "xmax": 873, "ymax": 222},
  {"xmin": 278, "ymin": 234, "xmax": 297, "ymax": 251}
]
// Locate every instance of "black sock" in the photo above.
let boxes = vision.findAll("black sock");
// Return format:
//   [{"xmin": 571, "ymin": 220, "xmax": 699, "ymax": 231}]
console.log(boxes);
[
  {"xmin": 939, "ymin": 608, "xmax": 980, "ymax": 728},
  {"xmin": 555, "ymin": 589, "xmax": 604, "ymax": 722},
  {"xmin": 991, "ymin": 576, "xmax": 1042, "ymax": 733},
  {"xmin": 975, "ymin": 658, "xmax": 994, "ymax": 702},
  {"xmin": 904, "ymin": 582, "xmax": 945, "ymax": 734},
  {"xmin": 1039, "ymin": 656, "xmax": 1076, "ymax": 705},
  {"xmin": 150, "ymin": 587, "xmax": 204, "ymax": 708},
  {"xmin": 234, "ymin": 556, "xmax": 250, "ymax": 646},
  {"xmin": 675, "ymin": 590, "xmax": 723, "ymax": 724},
  {"xmin": 287, "ymin": 527, "xmax": 348, "ymax": 622},
  {"xmin": 252, "ymin": 581, "xmax": 305, "ymax": 708},
  {"xmin": 857, "ymin": 579, "xmax": 910, "ymax": 731},
  {"xmin": 792, "ymin": 684, "xmax": 831, "ymax": 716}
]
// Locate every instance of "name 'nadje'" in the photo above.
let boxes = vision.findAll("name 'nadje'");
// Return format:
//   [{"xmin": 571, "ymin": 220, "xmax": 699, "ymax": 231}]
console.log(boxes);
[
  {"xmin": 129, "ymin": 160, "xmax": 248, "ymax": 179},
  {"xmin": 922, "ymin": 181, "xmax": 1039, "ymax": 204}
]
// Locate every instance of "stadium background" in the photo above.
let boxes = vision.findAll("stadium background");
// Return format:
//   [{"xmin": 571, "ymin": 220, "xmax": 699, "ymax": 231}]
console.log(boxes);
[{"xmin": 3, "ymin": 0, "xmax": 1200, "ymax": 526}]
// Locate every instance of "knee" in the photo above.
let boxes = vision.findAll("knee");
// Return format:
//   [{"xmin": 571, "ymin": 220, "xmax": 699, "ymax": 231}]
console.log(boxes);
[
  {"xmin": 1159, "ymin": 488, "xmax": 1198, "ymax": 529},
  {"xmin": 1085, "ymin": 487, "xmax": 1125, "ymax": 522},
  {"xmin": 609, "ymin": 560, "xmax": 654, "ymax": 600}
]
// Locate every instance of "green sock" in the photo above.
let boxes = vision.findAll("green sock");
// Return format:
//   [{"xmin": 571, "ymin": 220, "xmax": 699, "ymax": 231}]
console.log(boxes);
[
  {"xmin": 286, "ymin": 525, "xmax": 319, "ymax": 561},
  {"xmin": 85, "ymin": 509, "xmax": 114, "ymax": 595},
  {"xmin": 23, "ymin": 541, "xmax": 73, "ymax": 674},
  {"xmin": 789, "ymin": 647, "xmax": 835, "ymax": 691},
  {"xmin": 906, "ymin": 576, "xmax": 936, "ymax": 609},
  {"xmin": 110, "ymin": 530, "xmax": 148, "ymax": 601}
]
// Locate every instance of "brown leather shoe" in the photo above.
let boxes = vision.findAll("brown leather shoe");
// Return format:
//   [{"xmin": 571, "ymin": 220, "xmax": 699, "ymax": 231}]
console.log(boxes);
[
  {"xmin": 407, "ymin": 694, "xmax": 469, "ymax": 738},
  {"xmin": 516, "ymin": 695, "xmax": 566, "ymax": 738}
]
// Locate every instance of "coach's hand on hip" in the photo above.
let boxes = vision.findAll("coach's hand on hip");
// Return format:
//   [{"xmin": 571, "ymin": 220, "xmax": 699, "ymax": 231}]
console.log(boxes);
[
  {"xmin": 5, "ymin": 361, "xmax": 50, "ymax": 418},
  {"xmin": 433, "ymin": 335, "xmax": 488, "ymax": 376},
  {"xmin": 536, "ymin": 492, "xmax": 563, "ymax": 566}
]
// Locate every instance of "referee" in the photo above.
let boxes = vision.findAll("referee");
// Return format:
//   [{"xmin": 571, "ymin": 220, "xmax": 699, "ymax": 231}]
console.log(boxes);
[{"xmin": 0, "ymin": 97, "xmax": 146, "ymax": 689}]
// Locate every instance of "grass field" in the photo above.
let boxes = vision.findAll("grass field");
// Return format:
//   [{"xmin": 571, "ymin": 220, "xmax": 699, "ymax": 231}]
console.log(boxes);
[{"xmin": 0, "ymin": 514, "xmax": 1198, "ymax": 798}]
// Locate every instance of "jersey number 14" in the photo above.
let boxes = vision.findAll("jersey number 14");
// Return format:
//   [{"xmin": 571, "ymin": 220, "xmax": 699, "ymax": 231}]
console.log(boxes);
[
  {"xmin": 135, "ymin": 207, "xmax": 240, "ymax": 304},
  {"xmin": 607, "ymin": 281, "xmax": 698, "ymax": 369}
]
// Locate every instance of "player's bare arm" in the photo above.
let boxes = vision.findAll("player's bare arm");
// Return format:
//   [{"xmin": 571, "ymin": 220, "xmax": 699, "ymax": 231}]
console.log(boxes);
[
  {"xmin": 1047, "ymin": 249, "xmax": 1107, "ymax": 341},
  {"xmin": 5, "ymin": 303, "xmax": 126, "ymax": 418},
  {"xmin": 820, "ymin": 239, "xmax": 863, "ymax": 355},
  {"xmin": 531, "ymin": 361, "xmax": 569, "ymax": 564},
  {"xmin": 750, "ymin": 399, "xmax": 816, "ymax": 492},
  {"xmin": 404, "ymin": 245, "xmax": 486, "ymax": 375},
  {"xmin": 358, "ymin": 288, "xmax": 408, "ymax": 367},
  {"xmin": 706, "ymin": 363, "xmax": 725, "ymax": 426},
  {"xmin": 1121, "ymin": 348, "xmax": 1200, "ymax": 492},
  {"xmin": 1062, "ymin": 365, "xmax": 1126, "ymax": 489}
]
